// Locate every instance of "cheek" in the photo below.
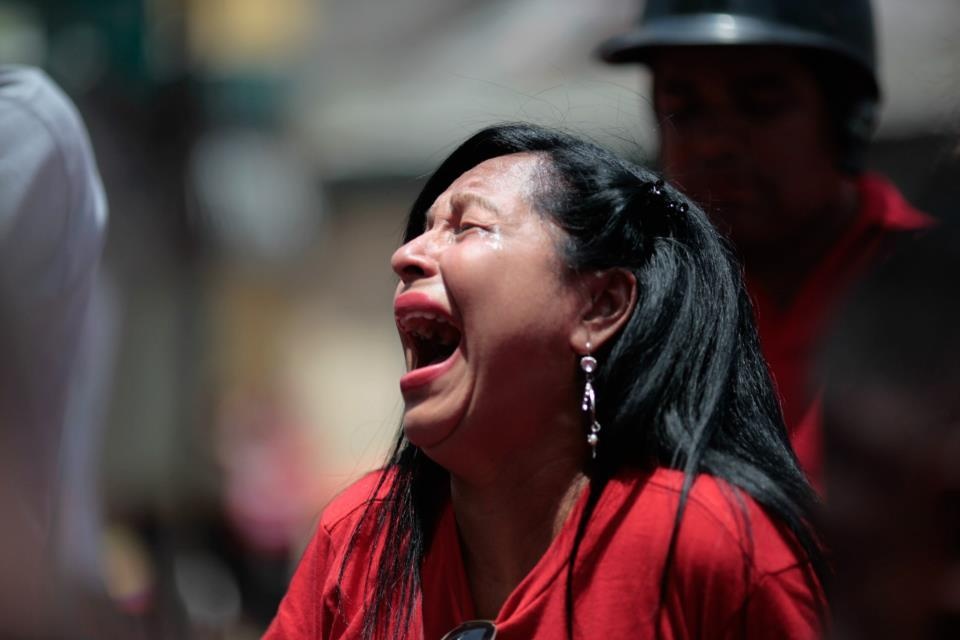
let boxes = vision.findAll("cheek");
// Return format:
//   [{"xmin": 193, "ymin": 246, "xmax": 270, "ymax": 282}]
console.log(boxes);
[
  {"xmin": 442, "ymin": 244, "xmax": 575, "ymax": 348},
  {"xmin": 658, "ymin": 130, "xmax": 689, "ymax": 176},
  {"xmin": 438, "ymin": 242, "xmax": 496, "ymax": 305},
  {"xmin": 749, "ymin": 112, "xmax": 833, "ymax": 169}
]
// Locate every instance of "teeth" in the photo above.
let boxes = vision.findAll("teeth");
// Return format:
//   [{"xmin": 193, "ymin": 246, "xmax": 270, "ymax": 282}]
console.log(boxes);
[
  {"xmin": 397, "ymin": 309, "xmax": 461, "ymax": 370},
  {"xmin": 397, "ymin": 311, "xmax": 455, "ymax": 337}
]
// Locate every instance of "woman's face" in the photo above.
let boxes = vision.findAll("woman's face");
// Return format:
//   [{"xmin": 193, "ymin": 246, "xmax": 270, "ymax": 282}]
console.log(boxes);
[{"xmin": 391, "ymin": 153, "xmax": 585, "ymax": 469}]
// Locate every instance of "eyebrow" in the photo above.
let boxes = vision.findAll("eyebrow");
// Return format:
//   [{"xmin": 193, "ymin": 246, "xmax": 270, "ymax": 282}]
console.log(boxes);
[{"xmin": 425, "ymin": 192, "xmax": 501, "ymax": 227}]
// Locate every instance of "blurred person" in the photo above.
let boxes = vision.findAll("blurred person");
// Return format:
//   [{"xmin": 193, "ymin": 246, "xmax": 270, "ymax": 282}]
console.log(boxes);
[
  {"xmin": 820, "ymin": 224, "xmax": 960, "ymax": 639},
  {"xmin": 599, "ymin": 0, "xmax": 933, "ymax": 483},
  {"xmin": 266, "ymin": 124, "xmax": 826, "ymax": 639},
  {"xmin": 212, "ymin": 388, "xmax": 333, "ymax": 627},
  {"xmin": 0, "ymin": 65, "xmax": 113, "ymax": 634}
]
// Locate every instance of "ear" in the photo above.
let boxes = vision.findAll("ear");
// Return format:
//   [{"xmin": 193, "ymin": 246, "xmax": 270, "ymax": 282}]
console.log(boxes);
[{"xmin": 570, "ymin": 268, "xmax": 637, "ymax": 354}]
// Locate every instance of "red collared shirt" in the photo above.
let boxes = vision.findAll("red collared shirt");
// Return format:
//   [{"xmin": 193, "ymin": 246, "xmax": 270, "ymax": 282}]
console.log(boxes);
[
  {"xmin": 747, "ymin": 174, "xmax": 933, "ymax": 486},
  {"xmin": 266, "ymin": 468, "xmax": 823, "ymax": 639}
]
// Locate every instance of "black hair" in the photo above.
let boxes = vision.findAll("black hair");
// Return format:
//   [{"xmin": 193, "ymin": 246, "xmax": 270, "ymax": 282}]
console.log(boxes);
[{"xmin": 345, "ymin": 123, "xmax": 827, "ymax": 639}]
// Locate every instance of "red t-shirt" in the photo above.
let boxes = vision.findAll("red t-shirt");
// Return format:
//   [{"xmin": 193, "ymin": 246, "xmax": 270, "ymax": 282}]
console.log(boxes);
[
  {"xmin": 265, "ymin": 468, "xmax": 823, "ymax": 639},
  {"xmin": 747, "ymin": 174, "xmax": 932, "ymax": 484}
]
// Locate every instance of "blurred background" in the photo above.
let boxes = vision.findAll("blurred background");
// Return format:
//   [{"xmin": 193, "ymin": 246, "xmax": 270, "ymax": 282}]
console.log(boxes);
[{"xmin": 0, "ymin": 0, "xmax": 957, "ymax": 637}]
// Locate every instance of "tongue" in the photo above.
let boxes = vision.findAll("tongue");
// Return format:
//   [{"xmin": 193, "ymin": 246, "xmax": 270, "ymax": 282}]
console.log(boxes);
[
  {"xmin": 420, "ymin": 340, "xmax": 456, "ymax": 367},
  {"xmin": 416, "ymin": 331, "xmax": 460, "ymax": 368}
]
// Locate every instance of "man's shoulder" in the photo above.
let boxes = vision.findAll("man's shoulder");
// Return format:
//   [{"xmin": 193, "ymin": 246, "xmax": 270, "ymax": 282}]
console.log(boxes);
[
  {"xmin": 859, "ymin": 172, "xmax": 935, "ymax": 232},
  {"xmin": 0, "ymin": 65, "xmax": 106, "ymax": 256}
]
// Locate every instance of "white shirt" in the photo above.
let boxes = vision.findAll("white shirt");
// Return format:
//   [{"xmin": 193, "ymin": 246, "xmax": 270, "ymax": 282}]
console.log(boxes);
[{"xmin": 0, "ymin": 65, "xmax": 108, "ymax": 614}]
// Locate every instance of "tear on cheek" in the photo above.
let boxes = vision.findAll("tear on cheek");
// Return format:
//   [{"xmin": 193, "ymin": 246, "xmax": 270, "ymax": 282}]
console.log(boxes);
[{"xmin": 477, "ymin": 228, "xmax": 503, "ymax": 250}]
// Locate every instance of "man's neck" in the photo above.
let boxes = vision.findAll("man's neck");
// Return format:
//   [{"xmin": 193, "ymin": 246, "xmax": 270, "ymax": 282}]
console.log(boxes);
[{"xmin": 744, "ymin": 179, "xmax": 860, "ymax": 309}]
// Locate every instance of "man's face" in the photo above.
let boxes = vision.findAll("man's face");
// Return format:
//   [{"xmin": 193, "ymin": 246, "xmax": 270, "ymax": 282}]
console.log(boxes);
[{"xmin": 652, "ymin": 46, "xmax": 842, "ymax": 260}]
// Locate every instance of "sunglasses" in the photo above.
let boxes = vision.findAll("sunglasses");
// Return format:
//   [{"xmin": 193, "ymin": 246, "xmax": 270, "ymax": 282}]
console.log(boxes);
[{"xmin": 440, "ymin": 620, "xmax": 497, "ymax": 640}]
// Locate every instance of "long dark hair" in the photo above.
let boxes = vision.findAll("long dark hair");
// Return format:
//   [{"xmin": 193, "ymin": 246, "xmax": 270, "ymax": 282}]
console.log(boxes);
[{"xmin": 345, "ymin": 123, "xmax": 826, "ymax": 639}]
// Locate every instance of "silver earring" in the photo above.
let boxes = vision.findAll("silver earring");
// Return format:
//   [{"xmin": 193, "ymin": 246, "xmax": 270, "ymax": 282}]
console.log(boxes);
[{"xmin": 580, "ymin": 348, "xmax": 601, "ymax": 459}]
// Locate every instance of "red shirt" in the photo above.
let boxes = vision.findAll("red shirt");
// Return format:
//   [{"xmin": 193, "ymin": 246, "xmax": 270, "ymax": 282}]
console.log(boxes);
[
  {"xmin": 265, "ymin": 468, "xmax": 823, "ymax": 639},
  {"xmin": 748, "ymin": 174, "xmax": 932, "ymax": 484}
]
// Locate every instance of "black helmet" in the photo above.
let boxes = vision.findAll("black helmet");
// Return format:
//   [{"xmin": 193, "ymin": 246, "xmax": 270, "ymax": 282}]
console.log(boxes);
[{"xmin": 599, "ymin": 0, "xmax": 879, "ymax": 100}]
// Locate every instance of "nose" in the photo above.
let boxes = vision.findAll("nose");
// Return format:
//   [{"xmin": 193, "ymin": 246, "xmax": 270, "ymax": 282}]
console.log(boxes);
[
  {"xmin": 662, "ymin": 113, "xmax": 746, "ymax": 182},
  {"xmin": 689, "ymin": 113, "xmax": 745, "ymax": 163},
  {"xmin": 391, "ymin": 232, "xmax": 440, "ymax": 284}
]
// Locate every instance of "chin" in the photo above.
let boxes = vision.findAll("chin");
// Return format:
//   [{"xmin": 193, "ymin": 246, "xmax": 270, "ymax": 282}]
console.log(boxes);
[{"xmin": 401, "ymin": 412, "xmax": 460, "ymax": 451}]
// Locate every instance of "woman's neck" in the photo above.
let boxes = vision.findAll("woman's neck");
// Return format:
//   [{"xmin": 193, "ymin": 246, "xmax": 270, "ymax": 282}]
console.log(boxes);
[{"xmin": 450, "ymin": 452, "xmax": 587, "ymax": 620}]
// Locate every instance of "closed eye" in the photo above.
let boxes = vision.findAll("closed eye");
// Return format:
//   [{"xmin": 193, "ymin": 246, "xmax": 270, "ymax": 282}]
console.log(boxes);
[{"xmin": 454, "ymin": 222, "xmax": 483, "ymax": 236}]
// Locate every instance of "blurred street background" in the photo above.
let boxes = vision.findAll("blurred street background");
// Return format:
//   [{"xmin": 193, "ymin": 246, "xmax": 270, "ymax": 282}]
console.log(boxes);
[{"xmin": 0, "ymin": 0, "xmax": 957, "ymax": 637}]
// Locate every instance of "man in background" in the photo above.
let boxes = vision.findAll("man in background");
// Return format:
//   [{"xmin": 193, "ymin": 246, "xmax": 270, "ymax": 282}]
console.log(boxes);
[{"xmin": 599, "ymin": 0, "xmax": 932, "ymax": 483}]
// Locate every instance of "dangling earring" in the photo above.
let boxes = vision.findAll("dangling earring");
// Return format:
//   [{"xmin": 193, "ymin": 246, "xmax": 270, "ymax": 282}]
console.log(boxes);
[{"xmin": 580, "ymin": 344, "xmax": 601, "ymax": 459}]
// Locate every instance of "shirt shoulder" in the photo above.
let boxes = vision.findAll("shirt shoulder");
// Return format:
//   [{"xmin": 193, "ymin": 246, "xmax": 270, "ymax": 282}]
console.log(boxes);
[
  {"xmin": 638, "ymin": 469, "xmax": 823, "ymax": 638},
  {"xmin": 641, "ymin": 469, "xmax": 811, "ymax": 577},
  {"xmin": 264, "ymin": 470, "xmax": 395, "ymax": 639},
  {"xmin": 0, "ymin": 65, "xmax": 107, "ymax": 240},
  {"xmin": 318, "ymin": 470, "xmax": 393, "ymax": 538}
]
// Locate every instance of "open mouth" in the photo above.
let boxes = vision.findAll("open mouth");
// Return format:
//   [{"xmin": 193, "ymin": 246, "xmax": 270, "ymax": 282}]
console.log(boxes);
[{"xmin": 397, "ymin": 311, "xmax": 462, "ymax": 371}]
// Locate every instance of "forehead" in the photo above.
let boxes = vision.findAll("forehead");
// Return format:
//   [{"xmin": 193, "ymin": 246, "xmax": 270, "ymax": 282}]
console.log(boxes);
[
  {"xmin": 442, "ymin": 152, "xmax": 543, "ymax": 201},
  {"xmin": 421, "ymin": 152, "xmax": 544, "ymax": 228},
  {"xmin": 651, "ymin": 46, "xmax": 816, "ymax": 86}
]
